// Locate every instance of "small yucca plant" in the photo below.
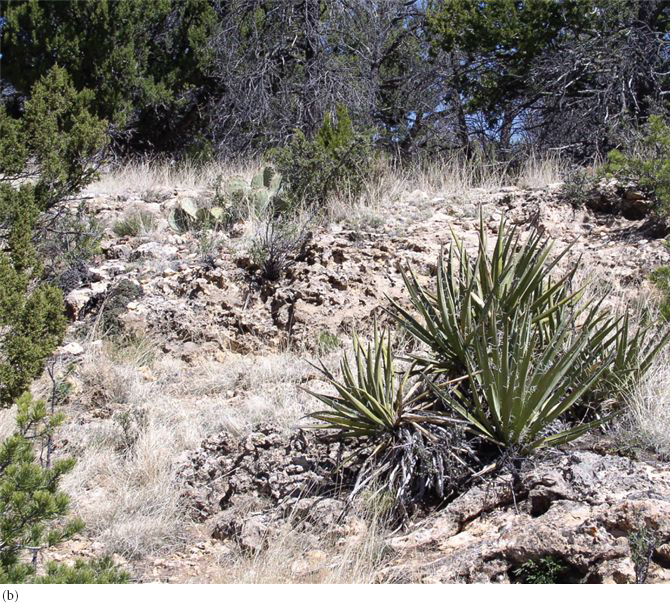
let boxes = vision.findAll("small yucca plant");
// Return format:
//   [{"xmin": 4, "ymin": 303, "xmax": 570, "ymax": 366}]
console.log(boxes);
[
  {"xmin": 305, "ymin": 326, "xmax": 476, "ymax": 516},
  {"xmin": 305, "ymin": 325, "xmax": 421, "ymax": 438}
]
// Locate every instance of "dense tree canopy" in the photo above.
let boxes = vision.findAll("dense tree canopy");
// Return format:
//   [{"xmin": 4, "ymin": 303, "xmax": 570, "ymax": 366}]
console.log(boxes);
[
  {"xmin": 1, "ymin": 0, "xmax": 217, "ymax": 152},
  {"xmin": 1, "ymin": 0, "xmax": 669, "ymax": 159},
  {"xmin": 428, "ymin": 0, "xmax": 670, "ymax": 156}
]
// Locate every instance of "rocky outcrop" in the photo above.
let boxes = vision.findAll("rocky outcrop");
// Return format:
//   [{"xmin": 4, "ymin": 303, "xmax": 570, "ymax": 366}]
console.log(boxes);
[
  {"xmin": 382, "ymin": 450, "xmax": 670, "ymax": 584},
  {"xmin": 176, "ymin": 425, "xmax": 363, "ymax": 549},
  {"xmin": 178, "ymin": 425, "xmax": 356, "ymax": 520},
  {"xmin": 56, "ymin": 181, "xmax": 670, "ymax": 582},
  {"xmin": 177, "ymin": 425, "xmax": 670, "ymax": 582},
  {"xmin": 574, "ymin": 178, "xmax": 657, "ymax": 221},
  {"xmin": 66, "ymin": 182, "xmax": 669, "ymax": 357}
]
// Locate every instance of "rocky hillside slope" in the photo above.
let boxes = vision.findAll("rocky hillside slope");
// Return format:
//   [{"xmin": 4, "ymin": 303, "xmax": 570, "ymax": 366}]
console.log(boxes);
[{"xmin": 42, "ymin": 178, "xmax": 670, "ymax": 583}]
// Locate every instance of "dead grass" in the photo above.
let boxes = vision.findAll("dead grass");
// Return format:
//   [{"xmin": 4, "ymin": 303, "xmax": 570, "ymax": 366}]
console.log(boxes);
[
  {"xmin": 516, "ymin": 152, "xmax": 566, "ymax": 189},
  {"xmin": 54, "ymin": 333, "xmax": 344, "ymax": 561},
  {"xmin": 86, "ymin": 158, "xmax": 261, "ymax": 197},
  {"xmin": 218, "ymin": 493, "xmax": 392, "ymax": 584},
  {"xmin": 619, "ymin": 349, "xmax": 670, "ymax": 458},
  {"xmin": 323, "ymin": 151, "xmax": 565, "ymax": 237},
  {"xmin": 112, "ymin": 209, "xmax": 158, "ymax": 238},
  {"xmin": 87, "ymin": 151, "xmax": 564, "ymax": 220},
  {"xmin": 403, "ymin": 155, "xmax": 508, "ymax": 195}
]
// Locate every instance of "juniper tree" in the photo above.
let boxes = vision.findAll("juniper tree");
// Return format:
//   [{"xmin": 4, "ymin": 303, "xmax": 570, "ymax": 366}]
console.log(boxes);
[
  {"xmin": 1, "ymin": 0, "xmax": 218, "ymax": 154},
  {"xmin": 0, "ymin": 66, "xmax": 123, "ymax": 583},
  {"xmin": 427, "ymin": 0, "xmax": 670, "ymax": 156},
  {"xmin": 0, "ymin": 66, "xmax": 106, "ymax": 406}
]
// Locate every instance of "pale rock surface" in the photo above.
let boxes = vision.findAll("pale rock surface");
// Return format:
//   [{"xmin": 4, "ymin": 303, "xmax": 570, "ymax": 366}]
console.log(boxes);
[{"xmin": 382, "ymin": 451, "xmax": 670, "ymax": 583}]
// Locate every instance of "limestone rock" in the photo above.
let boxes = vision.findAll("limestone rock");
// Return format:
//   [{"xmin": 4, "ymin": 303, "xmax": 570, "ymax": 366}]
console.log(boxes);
[{"xmin": 383, "ymin": 451, "xmax": 670, "ymax": 584}]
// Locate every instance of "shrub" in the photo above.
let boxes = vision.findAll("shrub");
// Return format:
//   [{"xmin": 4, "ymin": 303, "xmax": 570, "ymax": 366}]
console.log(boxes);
[
  {"xmin": 0, "ymin": 394, "xmax": 79, "ymax": 582},
  {"xmin": 0, "ymin": 395, "xmax": 127, "ymax": 583},
  {"xmin": 605, "ymin": 115, "xmax": 670, "ymax": 219},
  {"xmin": 34, "ymin": 557, "xmax": 129, "ymax": 584},
  {"xmin": 388, "ymin": 217, "xmax": 579, "ymax": 377},
  {"xmin": 0, "ymin": 188, "xmax": 66, "ymax": 407},
  {"xmin": 0, "ymin": 66, "xmax": 107, "ymax": 210},
  {"xmin": 40, "ymin": 203, "xmax": 104, "ymax": 289},
  {"xmin": 307, "ymin": 327, "xmax": 416, "ymax": 439},
  {"xmin": 438, "ymin": 300, "xmax": 616, "ymax": 451},
  {"xmin": 0, "ymin": 66, "xmax": 105, "ymax": 408},
  {"xmin": 513, "ymin": 557, "xmax": 568, "ymax": 584},
  {"xmin": 390, "ymin": 217, "xmax": 668, "ymax": 416},
  {"xmin": 249, "ymin": 213, "xmax": 313, "ymax": 282},
  {"xmin": 20, "ymin": 65, "xmax": 108, "ymax": 208},
  {"xmin": 581, "ymin": 311, "xmax": 669, "ymax": 409},
  {"xmin": 1, "ymin": 0, "xmax": 217, "ymax": 154},
  {"xmin": 269, "ymin": 105, "xmax": 372, "ymax": 209},
  {"xmin": 0, "ymin": 65, "xmax": 121, "ymax": 582}
]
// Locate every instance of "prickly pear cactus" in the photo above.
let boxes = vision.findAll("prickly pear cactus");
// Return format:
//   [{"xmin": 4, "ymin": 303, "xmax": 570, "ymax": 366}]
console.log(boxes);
[
  {"xmin": 222, "ymin": 166, "xmax": 283, "ymax": 215},
  {"xmin": 167, "ymin": 167, "xmax": 284, "ymax": 232},
  {"xmin": 168, "ymin": 197, "xmax": 199, "ymax": 231}
]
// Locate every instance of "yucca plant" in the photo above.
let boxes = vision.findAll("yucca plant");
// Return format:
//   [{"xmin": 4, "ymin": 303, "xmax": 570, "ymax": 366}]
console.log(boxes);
[
  {"xmin": 388, "ymin": 215, "xmax": 580, "ymax": 377},
  {"xmin": 305, "ymin": 326, "xmax": 422, "ymax": 438},
  {"xmin": 305, "ymin": 326, "xmax": 477, "ymax": 517},
  {"xmin": 432, "ymin": 301, "xmax": 617, "ymax": 452},
  {"xmin": 395, "ymin": 215, "xmax": 669, "ymax": 451},
  {"xmin": 580, "ymin": 310, "xmax": 670, "ymax": 409},
  {"xmin": 307, "ymin": 214, "xmax": 670, "ymax": 516}
]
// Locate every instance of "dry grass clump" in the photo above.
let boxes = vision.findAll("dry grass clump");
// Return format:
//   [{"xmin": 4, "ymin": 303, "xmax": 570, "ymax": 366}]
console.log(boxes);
[
  {"xmin": 87, "ymin": 152, "xmax": 564, "ymax": 223},
  {"xmin": 58, "ymin": 339, "xmax": 200, "ymax": 559},
  {"xmin": 323, "ymin": 151, "xmax": 567, "ymax": 233},
  {"xmin": 323, "ymin": 152, "xmax": 566, "ymax": 235},
  {"xmin": 620, "ymin": 350, "xmax": 670, "ymax": 458},
  {"xmin": 218, "ymin": 494, "xmax": 392, "ymax": 584},
  {"xmin": 161, "ymin": 350, "xmax": 327, "ymax": 435},
  {"xmin": 403, "ymin": 154, "xmax": 508, "ymax": 195},
  {"xmin": 579, "ymin": 274, "xmax": 670, "ymax": 458},
  {"xmin": 86, "ymin": 158, "xmax": 261, "ymax": 197},
  {"xmin": 112, "ymin": 209, "xmax": 158, "ymax": 238},
  {"xmin": 516, "ymin": 152, "xmax": 566, "ymax": 189}
]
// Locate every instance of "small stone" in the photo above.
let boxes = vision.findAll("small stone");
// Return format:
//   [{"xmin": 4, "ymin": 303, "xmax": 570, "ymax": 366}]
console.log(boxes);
[{"xmin": 58, "ymin": 342, "xmax": 84, "ymax": 356}]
